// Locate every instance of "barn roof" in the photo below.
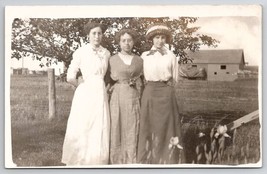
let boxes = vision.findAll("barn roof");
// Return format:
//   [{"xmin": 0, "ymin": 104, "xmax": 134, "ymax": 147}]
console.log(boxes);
[{"xmin": 185, "ymin": 49, "xmax": 245, "ymax": 64}]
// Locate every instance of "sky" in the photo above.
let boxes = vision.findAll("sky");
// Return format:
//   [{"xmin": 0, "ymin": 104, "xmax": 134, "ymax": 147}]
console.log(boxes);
[
  {"xmin": 11, "ymin": 57, "xmax": 64, "ymax": 75},
  {"xmin": 192, "ymin": 16, "xmax": 261, "ymax": 66},
  {"xmin": 8, "ymin": 6, "xmax": 262, "ymax": 69}
]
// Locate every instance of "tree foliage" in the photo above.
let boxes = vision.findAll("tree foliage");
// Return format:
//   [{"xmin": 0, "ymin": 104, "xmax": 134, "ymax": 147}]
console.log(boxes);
[{"xmin": 11, "ymin": 17, "xmax": 219, "ymax": 67}]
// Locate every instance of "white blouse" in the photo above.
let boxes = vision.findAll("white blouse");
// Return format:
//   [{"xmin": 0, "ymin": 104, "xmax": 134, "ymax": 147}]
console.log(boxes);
[
  {"xmin": 67, "ymin": 44, "xmax": 110, "ymax": 82},
  {"xmin": 141, "ymin": 46, "xmax": 179, "ymax": 84}
]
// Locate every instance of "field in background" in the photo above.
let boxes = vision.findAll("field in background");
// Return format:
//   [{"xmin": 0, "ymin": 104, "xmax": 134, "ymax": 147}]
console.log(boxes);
[
  {"xmin": 10, "ymin": 75, "xmax": 74, "ymax": 166},
  {"xmin": 176, "ymin": 79, "xmax": 258, "ymax": 114},
  {"xmin": 9, "ymin": 75, "xmax": 260, "ymax": 166}
]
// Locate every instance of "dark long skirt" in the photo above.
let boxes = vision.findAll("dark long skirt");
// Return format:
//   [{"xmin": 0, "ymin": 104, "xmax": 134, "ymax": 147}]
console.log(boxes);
[{"xmin": 137, "ymin": 81, "xmax": 182, "ymax": 164}]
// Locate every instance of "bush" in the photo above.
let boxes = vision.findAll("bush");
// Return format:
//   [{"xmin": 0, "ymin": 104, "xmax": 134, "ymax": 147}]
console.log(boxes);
[{"xmin": 182, "ymin": 116, "xmax": 260, "ymax": 165}]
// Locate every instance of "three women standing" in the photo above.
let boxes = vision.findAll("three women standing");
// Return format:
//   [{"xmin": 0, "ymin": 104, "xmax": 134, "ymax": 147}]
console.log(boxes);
[
  {"xmin": 62, "ymin": 22, "xmax": 111, "ymax": 165},
  {"xmin": 137, "ymin": 24, "xmax": 183, "ymax": 164},
  {"xmin": 108, "ymin": 29, "xmax": 143, "ymax": 164},
  {"xmin": 62, "ymin": 22, "xmax": 182, "ymax": 165}
]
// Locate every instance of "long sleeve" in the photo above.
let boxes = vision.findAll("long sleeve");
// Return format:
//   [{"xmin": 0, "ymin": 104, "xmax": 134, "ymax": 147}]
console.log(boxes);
[
  {"xmin": 135, "ymin": 60, "xmax": 144, "ymax": 99},
  {"xmin": 67, "ymin": 50, "xmax": 81, "ymax": 85},
  {"xmin": 104, "ymin": 60, "xmax": 116, "ymax": 87},
  {"xmin": 136, "ymin": 73, "xmax": 144, "ymax": 99},
  {"xmin": 172, "ymin": 54, "xmax": 179, "ymax": 85}
]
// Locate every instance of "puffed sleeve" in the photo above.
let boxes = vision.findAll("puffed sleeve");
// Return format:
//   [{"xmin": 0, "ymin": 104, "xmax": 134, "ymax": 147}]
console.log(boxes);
[
  {"xmin": 106, "ymin": 50, "xmax": 111, "ymax": 58},
  {"xmin": 140, "ymin": 52, "xmax": 146, "ymax": 59},
  {"xmin": 171, "ymin": 53, "xmax": 179, "ymax": 85},
  {"xmin": 140, "ymin": 52, "xmax": 147, "ymax": 83},
  {"xmin": 67, "ymin": 49, "xmax": 81, "ymax": 85}
]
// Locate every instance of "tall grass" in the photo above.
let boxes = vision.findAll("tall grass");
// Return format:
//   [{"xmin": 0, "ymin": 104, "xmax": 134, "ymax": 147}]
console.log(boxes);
[{"xmin": 182, "ymin": 117, "xmax": 260, "ymax": 165}]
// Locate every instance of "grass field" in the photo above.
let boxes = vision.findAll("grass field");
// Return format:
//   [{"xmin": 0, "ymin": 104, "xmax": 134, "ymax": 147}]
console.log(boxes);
[
  {"xmin": 176, "ymin": 78, "xmax": 258, "ymax": 114},
  {"xmin": 10, "ymin": 75, "xmax": 74, "ymax": 166},
  {"xmin": 9, "ymin": 75, "xmax": 260, "ymax": 166}
]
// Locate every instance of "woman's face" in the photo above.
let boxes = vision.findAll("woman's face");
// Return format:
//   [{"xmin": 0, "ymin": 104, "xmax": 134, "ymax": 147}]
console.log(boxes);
[
  {"xmin": 152, "ymin": 34, "xmax": 166, "ymax": 49},
  {"xmin": 119, "ymin": 33, "xmax": 134, "ymax": 54},
  {"xmin": 88, "ymin": 27, "xmax": 103, "ymax": 47}
]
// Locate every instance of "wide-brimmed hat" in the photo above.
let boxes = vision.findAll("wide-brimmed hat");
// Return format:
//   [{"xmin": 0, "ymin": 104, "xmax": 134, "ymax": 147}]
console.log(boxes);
[{"xmin": 145, "ymin": 23, "xmax": 172, "ymax": 43}]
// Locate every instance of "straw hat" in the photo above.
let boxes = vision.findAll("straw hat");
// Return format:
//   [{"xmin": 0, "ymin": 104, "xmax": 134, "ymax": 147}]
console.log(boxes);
[{"xmin": 145, "ymin": 23, "xmax": 172, "ymax": 43}]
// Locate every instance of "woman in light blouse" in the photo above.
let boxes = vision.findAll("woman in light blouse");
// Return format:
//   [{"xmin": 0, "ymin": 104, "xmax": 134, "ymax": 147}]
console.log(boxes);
[
  {"xmin": 61, "ymin": 22, "xmax": 111, "ymax": 165},
  {"xmin": 137, "ymin": 23, "xmax": 183, "ymax": 164}
]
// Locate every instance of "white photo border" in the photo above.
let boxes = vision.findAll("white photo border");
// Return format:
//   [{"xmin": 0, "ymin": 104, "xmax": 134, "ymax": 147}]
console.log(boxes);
[{"xmin": 4, "ymin": 3, "xmax": 263, "ymax": 170}]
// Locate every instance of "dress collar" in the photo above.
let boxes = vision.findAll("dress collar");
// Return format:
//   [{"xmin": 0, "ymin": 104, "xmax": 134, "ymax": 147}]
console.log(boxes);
[
  {"xmin": 151, "ymin": 45, "xmax": 168, "ymax": 51},
  {"xmin": 85, "ymin": 44, "xmax": 107, "ymax": 60},
  {"xmin": 146, "ymin": 46, "xmax": 168, "ymax": 56},
  {"xmin": 86, "ymin": 43, "xmax": 104, "ymax": 53}
]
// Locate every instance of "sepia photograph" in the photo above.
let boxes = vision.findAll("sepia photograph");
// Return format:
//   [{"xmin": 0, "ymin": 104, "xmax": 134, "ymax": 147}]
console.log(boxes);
[{"xmin": 5, "ymin": 5, "xmax": 262, "ymax": 168}]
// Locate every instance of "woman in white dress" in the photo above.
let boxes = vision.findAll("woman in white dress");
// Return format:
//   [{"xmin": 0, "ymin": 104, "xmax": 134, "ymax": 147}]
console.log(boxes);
[{"xmin": 61, "ymin": 22, "xmax": 111, "ymax": 166}]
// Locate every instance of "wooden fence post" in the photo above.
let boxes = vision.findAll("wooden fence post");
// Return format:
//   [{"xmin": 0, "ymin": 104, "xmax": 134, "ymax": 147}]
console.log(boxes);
[
  {"xmin": 48, "ymin": 68, "xmax": 56, "ymax": 120},
  {"xmin": 227, "ymin": 110, "xmax": 259, "ymax": 131}
]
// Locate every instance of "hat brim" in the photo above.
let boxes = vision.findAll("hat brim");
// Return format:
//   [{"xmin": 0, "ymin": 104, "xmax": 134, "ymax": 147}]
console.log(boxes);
[{"xmin": 146, "ymin": 29, "xmax": 172, "ymax": 43}]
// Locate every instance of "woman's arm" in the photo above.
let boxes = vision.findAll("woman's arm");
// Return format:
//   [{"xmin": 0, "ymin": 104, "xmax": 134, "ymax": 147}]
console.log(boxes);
[
  {"xmin": 136, "ymin": 74, "xmax": 145, "ymax": 99},
  {"xmin": 104, "ymin": 71, "xmax": 116, "ymax": 95},
  {"xmin": 67, "ymin": 50, "xmax": 81, "ymax": 87},
  {"xmin": 104, "ymin": 54, "xmax": 116, "ymax": 96},
  {"xmin": 172, "ymin": 54, "xmax": 179, "ymax": 85}
]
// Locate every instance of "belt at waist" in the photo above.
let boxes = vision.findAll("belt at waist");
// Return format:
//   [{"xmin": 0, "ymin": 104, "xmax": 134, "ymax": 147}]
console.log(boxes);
[
  {"xmin": 146, "ymin": 80, "xmax": 174, "ymax": 87},
  {"xmin": 116, "ymin": 80, "xmax": 130, "ymax": 84},
  {"xmin": 116, "ymin": 79, "xmax": 137, "ymax": 87}
]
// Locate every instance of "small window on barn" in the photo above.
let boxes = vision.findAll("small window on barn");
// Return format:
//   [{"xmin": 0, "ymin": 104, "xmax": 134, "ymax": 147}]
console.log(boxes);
[
  {"xmin": 226, "ymin": 72, "xmax": 230, "ymax": 74},
  {"xmin": 214, "ymin": 72, "xmax": 217, "ymax": 75},
  {"xmin": 192, "ymin": 65, "xmax": 197, "ymax": 67},
  {"xmin": 221, "ymin": 65, "xmax": 226, "ymax": 69}
]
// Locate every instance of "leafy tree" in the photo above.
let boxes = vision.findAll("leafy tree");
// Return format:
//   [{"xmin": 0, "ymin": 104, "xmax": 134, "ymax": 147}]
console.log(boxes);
[{"xmin": 11, "ymin": 17, "xmax": 219, "ymax": 68}]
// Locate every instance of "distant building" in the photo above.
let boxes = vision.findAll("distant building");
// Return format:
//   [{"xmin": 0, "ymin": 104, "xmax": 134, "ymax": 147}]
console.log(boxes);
[
  {"xmin": 243, "ymin": 65, "xmax": 258, "ymax": 73},
  {"xmin": 11, "ymin": 56, "xmax": 64, "ymax": 76},
  {"xmin": 186, "ymin": 49, "xmax": 245, "ymax": 81}
]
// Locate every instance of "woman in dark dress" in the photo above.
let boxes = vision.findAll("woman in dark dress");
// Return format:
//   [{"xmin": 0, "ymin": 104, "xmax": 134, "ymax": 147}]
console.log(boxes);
[
  {"xmin": 137, "ymin": 23, "xmax": 183, "ymax": 164},
  {"xmin": 108, "ymin": 29, "xmax": 143, "ymax": 164}
]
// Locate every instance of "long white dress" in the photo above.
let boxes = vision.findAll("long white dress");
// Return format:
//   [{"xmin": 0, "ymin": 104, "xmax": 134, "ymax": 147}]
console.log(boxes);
[{"xmin": 61, "ymin": 44, "xmax": 111, "ymax": 166}]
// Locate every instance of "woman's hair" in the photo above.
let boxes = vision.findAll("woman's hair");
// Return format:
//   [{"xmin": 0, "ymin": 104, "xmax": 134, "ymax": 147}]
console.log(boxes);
[
  {"xmin": 84, "ymin": 22, "xmax": 106, "ymax": 35},
  {"xmin": 115, "ymin": 28, "xmax": 138, "ymax": 44}
]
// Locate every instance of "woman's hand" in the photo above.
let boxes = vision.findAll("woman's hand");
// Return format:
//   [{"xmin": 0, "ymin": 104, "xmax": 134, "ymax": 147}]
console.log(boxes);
[
  {"xmin": 106, "ymin": 84, "xmax": 115, "ymax": 95},
  {"xmin": 77, "ymin": 76, "xmax": 84, "ymax": 86},
  {"xmin": 67, "ymin": 76, "xmax": 84, "ymax": 88}
]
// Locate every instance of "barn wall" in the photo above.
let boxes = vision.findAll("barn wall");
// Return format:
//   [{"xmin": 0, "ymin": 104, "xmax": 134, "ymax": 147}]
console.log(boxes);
[
  {"xmin": 191, "ymin": 63, "xmax": 208, "ymax": 71},
  {"xmin": 207, "ymin": 64, "xmax": 239, "ymax": 81}
]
